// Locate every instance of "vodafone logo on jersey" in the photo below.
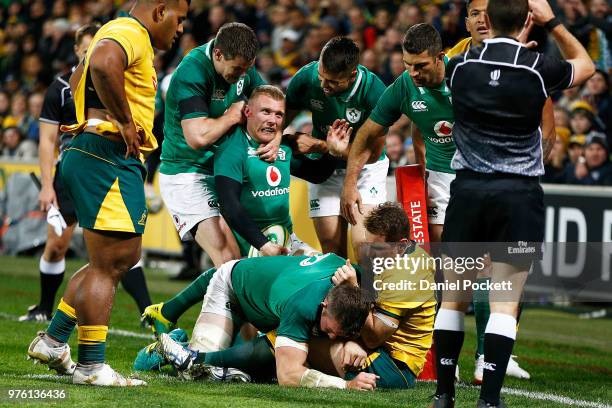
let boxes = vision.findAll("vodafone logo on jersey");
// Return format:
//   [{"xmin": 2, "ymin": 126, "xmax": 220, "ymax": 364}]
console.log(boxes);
[
  {"xmin": 266, "ymin": 166, "xmax": 282, "ymax": 187},
  {"xmin": 433, "ymin": 121, "xmax": 454, "ymax": 138}
]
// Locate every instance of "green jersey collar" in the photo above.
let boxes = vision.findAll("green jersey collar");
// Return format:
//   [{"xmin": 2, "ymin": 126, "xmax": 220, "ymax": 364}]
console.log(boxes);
[{"xmin": 338, "ymin": 67, "xmax": 363, "ymax": 103}]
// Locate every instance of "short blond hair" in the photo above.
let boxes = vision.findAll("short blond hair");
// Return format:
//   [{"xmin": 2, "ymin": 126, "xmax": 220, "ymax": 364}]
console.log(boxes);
[{"xmin": 249, "ymin": 85, "xmax": 285, "ymax": 102}]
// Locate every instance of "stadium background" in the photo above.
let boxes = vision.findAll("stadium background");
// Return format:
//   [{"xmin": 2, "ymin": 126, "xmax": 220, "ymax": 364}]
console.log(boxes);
[{"xmin": 0, "ymin": 1, "xmax": 611, "ymax": 406}]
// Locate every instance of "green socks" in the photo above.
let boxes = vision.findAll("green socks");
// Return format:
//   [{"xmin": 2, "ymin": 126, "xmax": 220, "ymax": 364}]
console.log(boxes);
[{"xmin": 161, "ymin": 267, "xmax": 216, "ymax": 322}]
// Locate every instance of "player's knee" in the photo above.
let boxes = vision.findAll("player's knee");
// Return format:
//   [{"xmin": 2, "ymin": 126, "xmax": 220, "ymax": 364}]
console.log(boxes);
[{"xmin": 45, "ymin": 237, "xmax": 70, "ymax": 261}]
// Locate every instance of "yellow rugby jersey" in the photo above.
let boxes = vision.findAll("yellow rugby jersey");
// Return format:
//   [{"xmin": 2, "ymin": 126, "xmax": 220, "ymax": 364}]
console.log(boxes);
[
  {"xmin": 374, "ymin": 245, "xmax": 436, "ymax": 376},
  {"xmin": 72, "ymin": 17, "xmax": 157, "ymax": 158},
  {"xmin": 446, "ymin": 37, "xmax": 473, "ymax": 58}
]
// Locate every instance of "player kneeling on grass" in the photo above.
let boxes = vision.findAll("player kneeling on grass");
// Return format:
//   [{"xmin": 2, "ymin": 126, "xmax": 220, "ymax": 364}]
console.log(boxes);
[{"xmin": 157, "ymin": 203, "xmax": 436, "ymax": 390}]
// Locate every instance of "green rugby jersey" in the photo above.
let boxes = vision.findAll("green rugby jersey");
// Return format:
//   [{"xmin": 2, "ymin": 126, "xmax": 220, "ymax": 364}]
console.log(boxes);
[
  {"xmin": 161, "ymin": 40, "xmax": 265, "ymax": 175},
  {"xmin": 369, "ymin": 61, "xmax": 456, "ymax": 174},
  {"xmin": 214, "ymin": 126, "xmax": 292, "ymax": 232},
  {"xmin": 286, "ymin": 61, "xmax": 385, "ymax": 166},
  {"xmin": 231, "ymin": 253, "xmax": 347, "ymax": 343}
]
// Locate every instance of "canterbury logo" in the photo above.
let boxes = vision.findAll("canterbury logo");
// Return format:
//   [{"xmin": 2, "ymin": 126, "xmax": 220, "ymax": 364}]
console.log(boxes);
[
  {"xmin": 483, "ymin": 362, "xmax": 497, "ymax": 371},
  {"xmin": 440, "ymin": 358, "xmax": 455, "ymax": 366},
  {"xmin": 411, "ymin": 100, "xmax": 427, "ymax": 111}
]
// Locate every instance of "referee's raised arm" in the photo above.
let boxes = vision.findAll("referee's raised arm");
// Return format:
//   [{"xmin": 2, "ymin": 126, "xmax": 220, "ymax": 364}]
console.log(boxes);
[{"xmin": 528, "ymin": 0, "xmax": 595, "ymax": 86}]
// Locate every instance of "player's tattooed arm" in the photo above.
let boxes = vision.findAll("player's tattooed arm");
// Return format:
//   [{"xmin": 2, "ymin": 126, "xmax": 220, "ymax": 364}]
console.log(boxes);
[{"xmin": 541, "ymin": 98, "xmax": 556, "ymax": 160}]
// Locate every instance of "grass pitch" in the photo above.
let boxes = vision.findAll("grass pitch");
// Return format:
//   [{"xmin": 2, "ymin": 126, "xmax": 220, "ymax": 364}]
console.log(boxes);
[{"xmin": 0, "ymin": 255, "xmax": 610, "ymax": 407}]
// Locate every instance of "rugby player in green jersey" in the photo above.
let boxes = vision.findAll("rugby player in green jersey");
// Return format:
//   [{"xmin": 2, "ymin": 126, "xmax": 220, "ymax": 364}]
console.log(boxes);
[
  {"xmin": 214, "ymin": 85, "xmax": 338, "ymax": 258},
  {"xmin": 341, "ymin": 24, "xmax": 455, "ymax": 244},
  {"xmin": 158, "ymin": 254, "xmax": 376, "ymax": 390},
  {"xmin": 283, "ymin": 37, "xmax": 387, "ymax": 258},
  {"xmin": 159, "ymin": 23, "xmax": 279, "ymax": 267}
]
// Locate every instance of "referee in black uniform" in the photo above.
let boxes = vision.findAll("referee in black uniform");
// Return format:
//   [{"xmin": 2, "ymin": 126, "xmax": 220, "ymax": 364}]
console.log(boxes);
[{"xmin": 431, "ymin": 0, "xmax": 595, "ymax": 407}]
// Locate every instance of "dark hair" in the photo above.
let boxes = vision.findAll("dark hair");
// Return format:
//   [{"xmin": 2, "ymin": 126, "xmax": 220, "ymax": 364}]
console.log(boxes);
[
  {"xmin": 326, "ymin": 284, "xmax": 372, "ymax": 338},
  {"xmin": 250, "ymin": 85, "xmax": 285, "ymax": 102},
  {"xmin": 215, "ymin": 22, "xmax": 259, "ymax": 61},
  {"xmin": 402, "ymin": 23, "xmax": 442, "ymax": 56},
  {"xmin": 487, "ymin": 0, "xmax": 529, "ymax": 35},
  {"xmin": 320, "ymin": 36, "xmax": 360, "ymax": 74},
  {"xmin": 365, "ymin": 202, "xmax": 411, "ymax": 242},
  {"xmin": 75, "ymin": 23, "xmax": 100, "ymax": 46}
]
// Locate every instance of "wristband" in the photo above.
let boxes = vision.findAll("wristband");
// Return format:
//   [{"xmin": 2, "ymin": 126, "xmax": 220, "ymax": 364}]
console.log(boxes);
[{"xmin": 544, "ymin": 17, "xmax": 562, "ymax": 31}]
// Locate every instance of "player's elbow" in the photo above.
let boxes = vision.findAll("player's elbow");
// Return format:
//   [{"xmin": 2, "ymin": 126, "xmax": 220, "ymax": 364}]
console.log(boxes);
[{"xmin": 573, "ymin": 59, "xmax": 596, "ymax": 87}]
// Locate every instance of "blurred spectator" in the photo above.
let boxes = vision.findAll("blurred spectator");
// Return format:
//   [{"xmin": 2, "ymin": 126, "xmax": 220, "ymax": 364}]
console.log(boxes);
[
  {"xmin": 269, "ymin": 4, "xmax": 290, "ymax": 52},
  {"xmin": 582, "ymin": 69, "xmax": 611, "ymax": 141},
  {"xmin": 299, "ymin": 25, "xmax": 323, "ymax": 65},
  {"xmin": 543, "ymin": 136, "xmax": 569, "ymax": 183},
  {"xmin": 274, "ymin": 29, "xmax": 301, "ymax": 75},
  {"xmin": 567, "ymin": 134, "xmax": 586, "ymax": 164},
  {"xmin": 386, "ymin": 131, "xmax": 407, "ymax": 175},
  {"xmin": 0, "ymin": 91, "xmax": 9, "ymax": 124},
  {"xmin": 39, "ymin": 19, "xmax": 74, "ymax": 73},
  {"xmin": 288, "ymin": 6, "xmax": 311, "ymax": 43},
  {"xmin": 561, "ymin": 0, "xmax": 611, "ymax": 71},
  {"xmin": 1, "ymin": 118, "xmax": 36, "ymax": 159},
  {"xmin": 562, "ymin": 133, "xmax": 612, "ymax": 185},
  {"xmin": 569, "ymin": 102, "xmax": 597, "ymax": 136},
  {"xmin": 382, "ymin": 46, "xmax": 405, "ymax": 85},
  {"xmin": 554, "ymin": 106, "xmax": 571, "ymax": 129},
  {"xmin": 25, "ymin": 92, "xmax": 43, "ymax": 143},
  {"xmin": 360, "ymin": 48, "xmax": 380, "ymax": 75},
  {"xmin": 347, "ymin": 6, "xmax": 377, "ymax": 49},
  {"xmin": 258, "ymin": 48, "xmax": 287, "ymax": 86}
]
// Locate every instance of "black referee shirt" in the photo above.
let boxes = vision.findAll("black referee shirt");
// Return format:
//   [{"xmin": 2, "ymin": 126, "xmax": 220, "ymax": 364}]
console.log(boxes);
[
  {"xmin": 446, "ymin": 37, "xmax": 574, "ymax": 176},
  {"xmin": 40, "ymin": 71, "xmax": 77, "ymax": 154}
]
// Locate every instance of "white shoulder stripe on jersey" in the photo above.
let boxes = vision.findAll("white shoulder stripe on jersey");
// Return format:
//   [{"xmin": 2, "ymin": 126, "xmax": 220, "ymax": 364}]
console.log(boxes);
[
  {"xmin": 513, "ymin": 45, "xmax": 521, "ymax": 65},
  {"xmin": 275, "ymin": 336, "xmax": 309, "ymax": 352},
  {"xmin": 531, "ymin": 53, "xmax": 540, "ymax": 69},
  {"xmin": 451, "ymin": 59, "xmax": 548, "ymax": 98}
]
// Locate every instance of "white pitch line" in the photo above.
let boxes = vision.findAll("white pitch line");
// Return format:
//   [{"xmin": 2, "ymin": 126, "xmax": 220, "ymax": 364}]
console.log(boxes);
[
  {"xmin": 500, "ymin": 387, "xmax": 612, "ymax": 408},
  {"xmin": 0, "ymin": 312, "xmax": 153, "ymax": 340},
  {"xmin": 4, "ymin": 311, "xmax": 611, "ymax": 407}
]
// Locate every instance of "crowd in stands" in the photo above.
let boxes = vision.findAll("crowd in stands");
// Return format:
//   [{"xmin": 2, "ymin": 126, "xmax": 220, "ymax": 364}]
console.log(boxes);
[{"xmin": 0, "ymin": 0, "xmax": 610, "ymax": 184}]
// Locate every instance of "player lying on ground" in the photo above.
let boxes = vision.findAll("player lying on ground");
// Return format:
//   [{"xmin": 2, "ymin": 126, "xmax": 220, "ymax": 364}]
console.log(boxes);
[
  {"xmin": 156, "ymin": 203, "xmax": 436, "ymax": 391},
  {"xmin": 156, "ymin": 253, "xmax": 375, "ymax": 389}
]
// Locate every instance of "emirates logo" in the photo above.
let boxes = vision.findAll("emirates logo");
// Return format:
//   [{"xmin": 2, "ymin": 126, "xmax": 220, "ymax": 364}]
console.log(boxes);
[{"xmin": 266, "ymin": 166, "xmax": 281, "ymax": 187}]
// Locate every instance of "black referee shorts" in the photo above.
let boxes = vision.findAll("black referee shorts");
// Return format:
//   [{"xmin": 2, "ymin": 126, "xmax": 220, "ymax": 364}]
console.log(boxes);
[
  {"xmin": 441, "ymin": 170, "xmax": 544, "ymax": 269},
  {"xmin": 53, "ymin": 161, "xmax": 77, "ymax": 224}
]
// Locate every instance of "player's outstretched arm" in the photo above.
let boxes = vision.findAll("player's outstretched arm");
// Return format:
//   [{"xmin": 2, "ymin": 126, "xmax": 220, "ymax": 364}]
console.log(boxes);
[
  {"xmin": 360, "ymin": 309, "xmax": 400, "ymax": 349},
  {"xmin": 341, "ymin": 118, "xmax": 386, "ymax": 225},
  {"xmin": 182, "ymin": 101, "xmax": 245, "ymax": 150},
  {"xmin": 529, "ymin": 0, "xmax": 595, "ymax": 86},
  {"xmin": 276, "ymin": 341, "xmax": 376, "ymax": 390}
]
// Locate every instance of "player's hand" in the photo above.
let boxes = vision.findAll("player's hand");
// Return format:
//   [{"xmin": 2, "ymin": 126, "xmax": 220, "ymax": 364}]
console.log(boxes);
[
  {"xmin": 528, "ymin": 0, "xmax": 556, "ymax": 26},
  {"xmin": 517, "ymin": 12, "xmax": 538, "ymax": 49},
  {"xmin": 286, "ymin": 132, "xmax": 326, "ymax": 154},
  {"xmin": 340, "ymin": 184, "xmax": 363, "ymax": 226},
  {"xmin": 257, "ymin": 131, "xmax": 281, "ymax": 162},
  {"xmin": 259, "ymin": 241, "xmax": 289, "ymax": 257},
  {"xmin": 38, "ymin": 184, "xmax": 58, "ymax": 211},
  {"xmin": 332, "ymin": 260, "xmax": 358, "ymax": 287},
  {"xmin": 575, "ymin": 159, "xmax": 588, "ymax": 179},
  {"xmin": 326, "ymin": 119, "xmax": 352, "ymax": 158},
  {"xmin": 226, "ymin": 101, "xmax": 246, "ymax": 125},
  {"xmin": 346, "ymin": 372, "xmax": 378, "ymax": 391},
  {"xmin": 106, "ymin": 115, "xmax": 141, "ymax": 159},
  {"xmin": 342, "ymin": 341, "xmax": 368, "ymax": 370}
]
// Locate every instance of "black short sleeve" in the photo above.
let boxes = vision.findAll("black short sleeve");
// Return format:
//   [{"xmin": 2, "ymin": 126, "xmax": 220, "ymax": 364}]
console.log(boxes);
[
  {"xmin": 536, "ymin": 54, "xmax": 574, "ymax": 94},
  {"xmin": 39, "ymin": 79, "xmax": 63, "ymax": 125}
]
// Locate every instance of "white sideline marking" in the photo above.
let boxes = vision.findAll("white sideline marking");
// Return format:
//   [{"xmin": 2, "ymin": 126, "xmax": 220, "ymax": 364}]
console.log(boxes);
[
  {"xmin": 0, "ymin": 312, "xmax": 153, "ymax": 340},
  {"xmin": 500, "ymin": 387, "xmax": 611, "ymax": 408},
  {"xmin": 5, "ymin": 311, "xmax": 611, "ymax": 407}
]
